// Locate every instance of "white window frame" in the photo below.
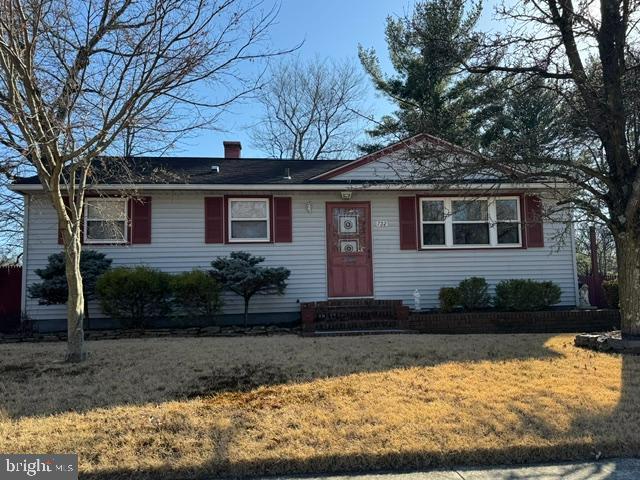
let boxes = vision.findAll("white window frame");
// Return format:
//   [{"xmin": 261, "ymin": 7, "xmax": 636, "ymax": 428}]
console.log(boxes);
[
  {"xmin": 419, "ymin": 196, "xmax": 522, "ymax": 249},
  {"xmin": 228, "ymin": 197, "xmax": 270, "ymax": 243},
  {"xmin": 419, "ymin": 199, "xmax": 447, "ymax": 247},
  {"xmin": 83, "ymin": 198, "xmax": 128, "ymax": 244},
  {"xmin": 495, "ymin": 197, "xmax": 522, "ymax": 246}
]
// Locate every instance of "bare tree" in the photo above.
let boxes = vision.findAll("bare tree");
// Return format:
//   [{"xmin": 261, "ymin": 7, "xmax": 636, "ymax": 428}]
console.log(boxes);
[
  {"xmin": 401, "ymin": 1, "xmax": 640, "ymax": 338},
  {"xmin": 0, "ymin": 155, "xmax": 24, "ymax": 260},
  {"xmin": 250, "ymin": 57, "xmax": 369, "ymax": 159},
  {"xmin": 0, "ymin": 0, "xmax": 289, "ymax": 361}
]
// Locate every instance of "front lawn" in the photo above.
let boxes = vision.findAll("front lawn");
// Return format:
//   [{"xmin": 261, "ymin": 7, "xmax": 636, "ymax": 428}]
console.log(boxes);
[{"xmin": 0, "ymin": 334, "xmax": 638, "ymax": 478}]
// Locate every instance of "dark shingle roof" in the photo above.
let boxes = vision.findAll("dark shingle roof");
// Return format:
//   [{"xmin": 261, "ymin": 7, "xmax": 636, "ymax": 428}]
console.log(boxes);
[{"xmin": 14, "ymin": 157, "xmax": 351, "ymax": 185}]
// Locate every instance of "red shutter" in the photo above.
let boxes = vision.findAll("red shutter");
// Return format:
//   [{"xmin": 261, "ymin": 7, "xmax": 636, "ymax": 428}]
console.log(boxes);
[
  {"xmin": 205, "ymin": 197, "xmax": 224, "ymax": 243},
  {"xmin": 399, "ymin": 196, "xmax": 418, "ymax": 250},
  {"xmin": 130, "ymin": 196, "xmax": 152, "ymax": 244},
  {"xmin": 273, "ymin": 197, "xmax": 293, "ymax": 243},
  {"xmin": 524, "ymin": 195, "xmax": 544, "ymax": 247}
]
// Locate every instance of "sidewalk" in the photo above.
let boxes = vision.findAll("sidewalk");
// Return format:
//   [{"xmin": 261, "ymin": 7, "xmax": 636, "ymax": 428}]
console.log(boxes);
[{"xmin": 269, "ymin": 458, "xmax": 640, "ymax": 480}]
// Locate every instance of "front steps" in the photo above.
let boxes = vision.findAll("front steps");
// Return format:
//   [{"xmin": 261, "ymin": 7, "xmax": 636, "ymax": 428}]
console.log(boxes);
[{"xmin": 300, "ymin": 299, "xmax": 410, "ymax": 335}]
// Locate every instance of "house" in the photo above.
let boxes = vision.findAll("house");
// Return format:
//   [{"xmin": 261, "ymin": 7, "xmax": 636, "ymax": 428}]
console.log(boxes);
[{"xmin": 11, "ymin": 135, "xmax": 580, "ymax": 332}]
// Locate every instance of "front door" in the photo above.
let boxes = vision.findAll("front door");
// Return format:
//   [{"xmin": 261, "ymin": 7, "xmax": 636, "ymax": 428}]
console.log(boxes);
[{"xmin": 326, "ymin": 202, "xmax": 373, "ymax": 297}]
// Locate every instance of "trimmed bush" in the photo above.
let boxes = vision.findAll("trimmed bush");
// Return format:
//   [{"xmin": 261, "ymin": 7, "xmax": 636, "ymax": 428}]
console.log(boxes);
[
  {"xmin": 602, "ymin": 280, "xmax": 619, "ymax": 309},
  {"xmin": 211, "ymin": 251, "xmax": 290, "ymax": 326},
  {"xmin": 172, "ymin": 270, "xmax": 223, "ymax": 319},
  {"xmin": 494, "ymin": 279, "xmax": 561, "ymax": 311},
  {"xmin": 96, "ymin": 266, "xmax": 172, "ymax": 328},
  {"xmin": 439, "ymin": 287, "xmax": 460, "ymax": 313},
  {"xmin": 458, "ymin": 277, "xmax": 491, "ymax": 311}
]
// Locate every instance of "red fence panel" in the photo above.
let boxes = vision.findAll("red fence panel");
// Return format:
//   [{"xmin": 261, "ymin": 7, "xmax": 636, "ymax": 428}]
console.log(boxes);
[{"xmin": 0, "ymin": 265, "xmax": 22, "ymax": 332}]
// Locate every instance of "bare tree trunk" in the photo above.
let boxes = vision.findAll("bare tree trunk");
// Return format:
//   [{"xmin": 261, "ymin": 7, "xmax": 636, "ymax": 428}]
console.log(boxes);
[
  {"xmin": 64, "ymin": 238, "xmax": 86, "ymax": 362},
  {"xmin": 616, "ymin": 233, "xmax": 640, "ymax": 338},
  {"xmin": 243, "ymin": 298, "xmax": 250, "ymax": 328}
]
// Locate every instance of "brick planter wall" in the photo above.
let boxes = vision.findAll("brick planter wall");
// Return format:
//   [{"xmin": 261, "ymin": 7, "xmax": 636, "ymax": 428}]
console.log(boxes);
[{"xmin": 404, "ymin": 309, "xmax": 620, "ymax": 334}]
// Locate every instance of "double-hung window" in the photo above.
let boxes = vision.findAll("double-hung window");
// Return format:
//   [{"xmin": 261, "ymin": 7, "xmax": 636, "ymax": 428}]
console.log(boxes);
[
  {"xmin": 452, "ymin": 199, "xmax": 489, "ymax": 245},
  {"xmin": 228, "ymin": 198, "xmax": 270, "ymax": 242},
  {"xmin": 420, "ymin": 200, "xmax": 446, "ymax": 246},
  {"xmin": 84, "ymin": 198, "xmax": 128, "ymax": 244},
  {"xmin": 419, "ymin": 196, "xmax": 521, "ymax": 249},
  {"xmin": 496, "ymin": 198, "xmax": 521, "ymax": 245}
]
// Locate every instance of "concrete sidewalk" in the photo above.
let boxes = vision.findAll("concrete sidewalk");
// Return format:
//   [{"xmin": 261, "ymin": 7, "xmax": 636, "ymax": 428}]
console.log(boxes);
[{"xmin": 269, "ymin": 458, "xmax": 640, "ymax": 480}]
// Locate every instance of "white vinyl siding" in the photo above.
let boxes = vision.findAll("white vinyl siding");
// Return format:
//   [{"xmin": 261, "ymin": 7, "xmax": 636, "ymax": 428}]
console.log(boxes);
[{"xmin": 23, "ymin": 191, "xmax": 578, "ymax": 325}]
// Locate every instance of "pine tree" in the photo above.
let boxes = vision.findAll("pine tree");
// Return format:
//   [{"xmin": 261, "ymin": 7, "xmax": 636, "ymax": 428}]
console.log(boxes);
[
  {"xmin": 358, "ymin": 0, "xmax": 492, "ymax": 152},
  {"xmin": 210, "ymin": 252, "xmax": 290, "ymax": 327},
  {"xmin": 28, "ymin": 250, "xmax": 112, "ymax": 329}
]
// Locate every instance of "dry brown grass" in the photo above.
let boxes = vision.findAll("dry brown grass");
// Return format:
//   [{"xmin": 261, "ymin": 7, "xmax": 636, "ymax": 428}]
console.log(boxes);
[{"xmin": 0, "ymin": 333, "xmax": 638, "ymax": 479}]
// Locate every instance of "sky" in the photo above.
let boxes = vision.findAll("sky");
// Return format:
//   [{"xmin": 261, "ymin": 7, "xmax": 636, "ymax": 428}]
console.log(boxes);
[{"xmin": 180, "ymin": 0, "xmax": 502, "ymax": 159}]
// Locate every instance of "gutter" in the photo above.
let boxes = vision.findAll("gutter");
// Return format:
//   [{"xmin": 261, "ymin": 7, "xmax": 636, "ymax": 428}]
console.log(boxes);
[{"xmin": 9, "ymin": 182, "xmax": 566, "ymax": 193}]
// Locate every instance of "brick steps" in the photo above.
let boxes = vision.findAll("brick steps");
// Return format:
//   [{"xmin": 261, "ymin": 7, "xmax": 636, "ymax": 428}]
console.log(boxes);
[
  {"xmin": 313, "ymin": 329, "xmax": 418, "ymax": 337},
  {"xmin": 301, "ymin": 299, "xmax": 410, "ymax": 334}
]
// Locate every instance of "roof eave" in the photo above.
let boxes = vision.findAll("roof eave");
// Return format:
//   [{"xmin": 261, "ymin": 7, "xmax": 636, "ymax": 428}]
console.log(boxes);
[{"xmin": 9, "ymin": 181, "xmax": 570, "ymax": 193}]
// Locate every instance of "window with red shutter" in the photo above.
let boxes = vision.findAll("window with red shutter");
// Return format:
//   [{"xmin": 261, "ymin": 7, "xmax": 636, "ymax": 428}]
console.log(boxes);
[
  {"xmin": 273, "ymin": 197, "xmax": 292, "ymax": 243},
  {"xmin": 524, "ymin": 195, "xmax": 544, "ymax": 247},
  {"xmin": 399, "ymin": 196, "xmax": 418, "ymax": 250},
  {"xmin": 204, "ymin": 197, "xmax": 224, "ymax": 243},
  {"xmin": 130, "ymin": 196, "xmax": 152, "ymax": 244}
]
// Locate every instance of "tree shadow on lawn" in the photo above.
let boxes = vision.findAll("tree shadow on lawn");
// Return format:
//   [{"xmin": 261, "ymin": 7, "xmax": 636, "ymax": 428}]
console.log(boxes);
[
  {"xmin": 80, "ymin": 442, "xmax": 638, "ymax": 480},
  {"xmin": 85, "ymin": 342, "xmax": 640, "ymax": 479},
  {"xmin": 77, "ymin": 369, "xmax": 640, "ymax": 480},
  {"xmin": 0, "ymin": 333, "xmax": 564, "ymax": 418},
  {"xmin": 4, "ymin": 334, "xmax": 640, "ymax": 479}
]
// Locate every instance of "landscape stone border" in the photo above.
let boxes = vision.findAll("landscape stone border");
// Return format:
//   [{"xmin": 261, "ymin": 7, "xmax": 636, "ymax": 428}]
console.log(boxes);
[
  {"xmin": 0, "ymin": 325, "xmax": 298, "ymax": 344},
  {"xmin": 575, "ymin": 331, "xmax": 640, "ymax": 354}
]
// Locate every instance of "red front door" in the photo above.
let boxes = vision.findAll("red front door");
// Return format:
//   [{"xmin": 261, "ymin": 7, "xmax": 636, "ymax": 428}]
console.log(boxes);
[{"xmin": 326, "ymin": 202, "xmax": 373, "ymax": 297}]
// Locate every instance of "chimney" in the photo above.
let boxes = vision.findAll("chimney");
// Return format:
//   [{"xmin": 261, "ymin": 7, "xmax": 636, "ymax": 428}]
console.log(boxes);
[{"xmin": 223, "ymin": 141, "xmax": 241, "ymax": 159}]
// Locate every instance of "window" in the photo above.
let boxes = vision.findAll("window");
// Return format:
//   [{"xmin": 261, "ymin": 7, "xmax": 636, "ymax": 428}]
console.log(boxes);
[
  {"xmin": 228, "ymin": 198, "xmax": 270, "ymax": 242},
  {"xmin": 419, "ymin": 197, "xmax": 521, "ymax": 249},
  {"xmin": 420, "ymin": 200, "xmax": 446, "ymax": 246},
  {"xmin": 496, "ymin": 198, "xmax": 520, "ymax": 245},
  {"xmin": 452, "ymin": 200, "xmax": 489, "ymax": 245},
  {"xmin": 84, "ymin": 198, "xmax": 127, "ymax": 244}
]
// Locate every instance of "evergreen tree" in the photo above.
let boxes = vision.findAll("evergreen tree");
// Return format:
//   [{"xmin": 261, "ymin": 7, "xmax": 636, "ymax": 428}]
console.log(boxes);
[
  {"xmin": 28, "ymin": 250, "xmax": 112, "ymax": 328},
  {"xmin": 358, "ymin": 0, "xmax": 492, "ymax": 152},
  {"xmin": 480, "ymin": 78, "xmax": 568, "ymax": 163},
  {"xmin": 210, "ymin": 252, "xmax": 290, "ymax": 327}
]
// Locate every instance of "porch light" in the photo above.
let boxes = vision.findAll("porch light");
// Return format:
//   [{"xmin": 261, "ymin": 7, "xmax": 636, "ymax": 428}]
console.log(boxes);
[
  {"xmin": 340, "ymin": 191, "xmax": 352, "ymax": 200},
  {"xmin": 305, "ymin": 201, "xmax": 313, "ymax": 214}
]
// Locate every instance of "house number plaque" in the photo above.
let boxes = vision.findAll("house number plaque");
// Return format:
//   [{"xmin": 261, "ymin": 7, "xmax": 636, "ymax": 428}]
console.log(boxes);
[{"xmin": 375, "ymin": 220, "xmax": 389, "ymax": 228}]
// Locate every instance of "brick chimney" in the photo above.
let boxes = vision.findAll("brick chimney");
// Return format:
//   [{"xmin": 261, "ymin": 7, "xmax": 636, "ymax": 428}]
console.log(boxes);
[{"xmin": 223, "ymin": 141, "xmax": 241, "ymax": 159}]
